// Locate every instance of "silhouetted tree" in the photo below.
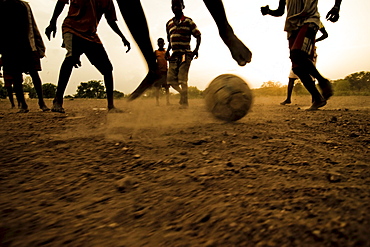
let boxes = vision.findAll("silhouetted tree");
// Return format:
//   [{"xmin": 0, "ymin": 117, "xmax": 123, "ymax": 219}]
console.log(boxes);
[
  {"xmin": 113, "ymin": 90, "xmax": 124, "ymax": 99},
  {"xmin": 75, "ymin": 80, "xmax": 106, "ymax": 98},
  {"xmin": 345, "ymin": 71, "xmax": 370, "ymax": 92},
  {"xmin": 188, "ymin": 86, "xmax": 203, "ymax": 98},
  {"xmin": 42, "ymin": 83, "xmax": 57, "ymax": 98}
]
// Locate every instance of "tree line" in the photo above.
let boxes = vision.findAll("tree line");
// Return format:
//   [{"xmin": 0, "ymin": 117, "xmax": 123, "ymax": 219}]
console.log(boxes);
[
  {"xmin": 254, "ymin": 71, "xmax": 370, "ymax": 96},
  {"xmin": 1, "ymin": 71, "xmax": 369, "ymax": 99}
]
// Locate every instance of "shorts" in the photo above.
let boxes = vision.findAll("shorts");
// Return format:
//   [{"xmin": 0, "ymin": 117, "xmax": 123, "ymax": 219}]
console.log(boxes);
[
  {"xmin": 1, "ymin": 50, "xmax": 41, "ymax": 74},
  {"xmin": 153, "ymin": 71, "xmax": 169, "ymax": 88},
  {"xmin": 288, "ymin": 23, "xmax": 318, "ymax": 67},
  {"xmin": 167, "ymin": 53, "xmax": 193, "ymax": 87},
  {"xmin": 63, "ymin": 32, "xmax": 113, "ymax": 73}
]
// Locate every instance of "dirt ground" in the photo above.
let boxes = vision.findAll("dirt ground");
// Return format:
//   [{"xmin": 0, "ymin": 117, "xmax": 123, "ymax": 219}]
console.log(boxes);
[{"xmin": 0, "ymin": 95, "xmax": 369, "ymax": 247}]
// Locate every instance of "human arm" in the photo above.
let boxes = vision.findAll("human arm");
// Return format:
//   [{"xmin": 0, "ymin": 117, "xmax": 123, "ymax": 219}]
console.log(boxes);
[
  {"xmin": 165, "ymin": 31, "xmax": 172, "ymax": 60},
  {"xmin": 192, "ymin": 35, "xmax": 201, "ymax": 59},
  {"xmin": 261, "ymin": 0, "xmax": 286, "ymax": 17},
  {"xmin": 326, "ymin": 0, "xmax": 342, "ymax": 22},
  {"xmin": 107, "ymin": 20, "xmax": 130, "ymax": 53},
  {"xmin": 45, "ymin": 1, "xmax": 66, "ymax": 40},
  {"xmin": 316, "ymin": 27, "xmax": 328, "ymax": 42}
]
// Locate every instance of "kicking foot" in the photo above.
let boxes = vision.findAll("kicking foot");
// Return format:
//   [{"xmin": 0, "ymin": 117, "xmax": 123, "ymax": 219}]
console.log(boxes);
[
  {"xmin": 51, "ymin": 103, "xmax": 65, "ymax": 113},
  {"xmin": 222, "ymin": 33, "xmax": 252, "ymax": 66},
  {"xmin": 108, "ymin": 107, "xmax": 124, "ymax": 113},
  {"xmin": 306, "ymin": 99, "xmax": 327, "ymax": 111},
  {"xmin": 318, "ymin": 79, "xmax": 334, "ymax": 100},
  {"xmin": 17, "ymin": 108, "xmax": 29, "ymax": 113},
  {"xmin": 128, "ymin": 71, "xmax": 157, "ymax": 101},
  {"xmin": 40, "ymin": 105, "xmax": 50, "ymax": 112},
  {"xmin": 280, "ymin": 100, "xmax": 291, "ymax": 105}
]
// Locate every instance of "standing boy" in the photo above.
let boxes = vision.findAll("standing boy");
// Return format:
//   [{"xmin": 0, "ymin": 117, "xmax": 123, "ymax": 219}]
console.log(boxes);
[
  {"xmin": 261, "ymin": 0, "xmax": 342, "ymax": 110},
  {"xmin": 165, "ymin": 0, "xmax": 201, "ymax": 108},
  {"xmin": 153, "ymin": 38, "xmax": 170, "ymax": 106},
  {"xmin": 45, "ymin": 0, "xmax": 131, "ymax": 113},
  {"xmin": 0, "ymin": 0, "xmax": 50, "ymax": 113}
]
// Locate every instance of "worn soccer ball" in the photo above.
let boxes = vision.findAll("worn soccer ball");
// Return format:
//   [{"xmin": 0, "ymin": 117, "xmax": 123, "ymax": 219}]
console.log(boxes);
[{"xmin": 204, "ymin": 74, "xmax": 253, "ymax": 122}]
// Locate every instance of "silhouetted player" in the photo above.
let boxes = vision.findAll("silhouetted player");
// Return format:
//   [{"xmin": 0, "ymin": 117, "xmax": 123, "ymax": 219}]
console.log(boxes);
[
  {"xmin": 261, "ymin": 0, "xmax": 342, "ymax": 110},
  {"xmin": 0, "ymin": 0, "xmax": 50, "ymax": 113},
  {"xmin": 153, "ymin": 38, "xmax": 170, "ymax": 106},
  {"xmin": 115, "ymin": 0, "xmax": 252, "ymax": 101},
  {"xmin": 281, "ymin": 23, "xmax": 328, "ymax": 105},
  {"xmin": 45, "ymin": 0, "xmax": 131, "ymax": 113}
]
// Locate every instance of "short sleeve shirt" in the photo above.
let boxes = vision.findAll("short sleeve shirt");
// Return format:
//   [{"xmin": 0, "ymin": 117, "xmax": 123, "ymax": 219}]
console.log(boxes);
[
  {"xmin": 59, "ymin": 0, "xmax": 117, "ymax": 43},
  {"xmin": 166, "ymin": 15, "xmax": 201, "ymax": 54},
  {"xmin": 155, "ymin": 49, "xmax": 168, "ymax": 72}
]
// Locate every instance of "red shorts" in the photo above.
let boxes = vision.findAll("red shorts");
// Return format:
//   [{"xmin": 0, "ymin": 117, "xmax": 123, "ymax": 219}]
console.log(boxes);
[{"xmin": 289, "ymin": 23, "xmax": 318, "ymax": 67}]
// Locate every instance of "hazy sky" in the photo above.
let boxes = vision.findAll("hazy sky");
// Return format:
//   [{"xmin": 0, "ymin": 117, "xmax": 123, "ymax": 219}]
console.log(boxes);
[{"xmin": 27, "ymin": 0, "xmax": 370, "ymax": 96}]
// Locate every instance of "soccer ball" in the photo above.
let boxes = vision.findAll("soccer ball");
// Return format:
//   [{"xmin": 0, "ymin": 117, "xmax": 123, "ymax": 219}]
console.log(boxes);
[{"xmin": 204, "ymin": 74, "xmax": 253, "ymax": 121}]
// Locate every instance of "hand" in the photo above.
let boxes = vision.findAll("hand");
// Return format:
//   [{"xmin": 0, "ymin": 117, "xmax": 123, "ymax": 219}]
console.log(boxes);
[
  {"xmin": 261, "ymin": 5, "xmax": 270, "ymax": 16},
  {"xmin": 326, "ymin": 6, "xmax": 340, "ymax": 22},
  {"xmin": 165, "ymin": 50, "xmax": 171, "ymax": 60},
  {"xmin": 45, "ymin": 23, "xmax": 57, "ymax": 41},
  {"xmin": 192, "ymin": 50, "xmax": 199, "ymax": 59},
  {"xmin": 122, "ymin": 39, "xmax": 131, "ymax": 53}
]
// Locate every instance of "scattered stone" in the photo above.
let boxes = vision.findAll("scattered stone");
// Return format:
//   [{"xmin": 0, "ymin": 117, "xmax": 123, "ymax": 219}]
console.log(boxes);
[
  {"xmin": 108, "ymin": 223, "xmax": 118, "ymax": 228},
  {"xmin": 133, "ymin": 154, "xmax": 141, "ymax": 159},
  {"xmin": 329, "ymin": 116, "xmax": 338, "ymax": 123},
  {"xmin": 115, "ymin": 176, "xmax": 137, "ymax": 192},
  {"xmin": 349, "ymin": 132, "xmax": 360, "ymax": 137},
  {"xmin": 327, "ymin": 172, "xmax": 343, "ymax": 183},
  {"xmin": 226, "ymin": 161, "xmax": 233, "ymax": 167}
]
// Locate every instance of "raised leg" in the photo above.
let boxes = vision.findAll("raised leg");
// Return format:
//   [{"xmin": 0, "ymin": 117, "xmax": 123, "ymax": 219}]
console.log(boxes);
[
  {"xmin": 203, "ymin": 0, "xmax": 252, "ymax": 66},
  {"xmin": 116, "ymin": 0, "xmax": 157, "ymax": 100}
]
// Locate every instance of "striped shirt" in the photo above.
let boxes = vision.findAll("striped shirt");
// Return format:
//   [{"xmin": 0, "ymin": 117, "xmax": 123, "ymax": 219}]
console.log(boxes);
[
  {"xmin": 166, "ymin": 15, "xmax": 201, "ymax": 53},
  {"xmin": 285, "ymin": 0, "xmax": 320, "ymax": 36}
]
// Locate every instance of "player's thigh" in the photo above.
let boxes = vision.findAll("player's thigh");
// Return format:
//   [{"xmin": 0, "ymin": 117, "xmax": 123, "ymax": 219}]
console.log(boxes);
[{"xmin": 85, "ymin": 43, "xmax": 113, "ymax": 74}]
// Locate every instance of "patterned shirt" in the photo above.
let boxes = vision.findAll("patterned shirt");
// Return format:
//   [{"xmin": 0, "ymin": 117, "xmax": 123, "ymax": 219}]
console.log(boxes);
[
  {"xmin": 59, "ymin": 0, "xmax": 117, "ymax": 44},
  {"xmin": 166, "ymin": 15, "xmax": 201, "ymax": 54},
  {"xmin": 285, "ymin": 0, "xmax": 321, "ymax": 36}
]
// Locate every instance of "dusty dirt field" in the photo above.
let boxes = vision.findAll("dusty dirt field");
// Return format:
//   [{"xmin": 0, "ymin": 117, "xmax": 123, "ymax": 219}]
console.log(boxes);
[{"xmin": 0, "ymin": 95, "xmax": 369, "ymax": 247}]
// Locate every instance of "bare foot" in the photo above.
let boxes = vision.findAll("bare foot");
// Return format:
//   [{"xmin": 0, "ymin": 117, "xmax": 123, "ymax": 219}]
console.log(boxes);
[
  {"xmin": 128, "ymin": 71, "xmax": 157, "ymax": 101},
  {"xmin": 51, "ymin": 103, "xmax": 65, "ymax": 113},
  {"xmin": 40, "ymin": 105, "xmax": 50, "ymax": 112},
  {"xmin": 222, "ymin": 34, "xmax": 252, "ymax": 66},
  {"xmin": 17, "ymin": 108, "xmax": 29, "ymax": 113},
  {"xmin": 108, "ymin": 107, "xmax": 124, "ymax": 113}
]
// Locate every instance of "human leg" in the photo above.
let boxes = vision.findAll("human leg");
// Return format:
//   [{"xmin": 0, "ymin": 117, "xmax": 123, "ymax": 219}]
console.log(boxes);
[
  {"xmin": 289, "ymin": 24, "xmax": 325, "ymax": 110},
  {"xmin": 165, "ymin": 85, "xmax": 170, "ymax": 105},
  {"xmin": 202, "ymin": 0, "xmax": 252, "ymax": 66},
  {"xmin": 5, "ymin": 86, "xmax": 16, "ymax": 108},
  {"xmin": 177, "ymin": 54, "xmax": 192, "ymax": 107},
  {"xmin": 115, "ymin": 0, "xmax": 157, "ymax": 100},
  {"xmin": 10, "ymin": 72, "xmax": 28, "ymax": 113},
  {"xmin": 292, "ymin": 66, "xmax": 326, "ymax": 110},
  {"xmin": 281, "ymin": 78, "xmax": 296, "ymax": 105},
  {"xmin": 52, "ymin": 57, "xmax": 74, "ymax": 113},
  {"xmin": 85, "ymin": 40, "xmax": 118, "ymax": 111},
  {"xmin": 29, "ymin": 70, "xmax": 50, "ymax": 111}
]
